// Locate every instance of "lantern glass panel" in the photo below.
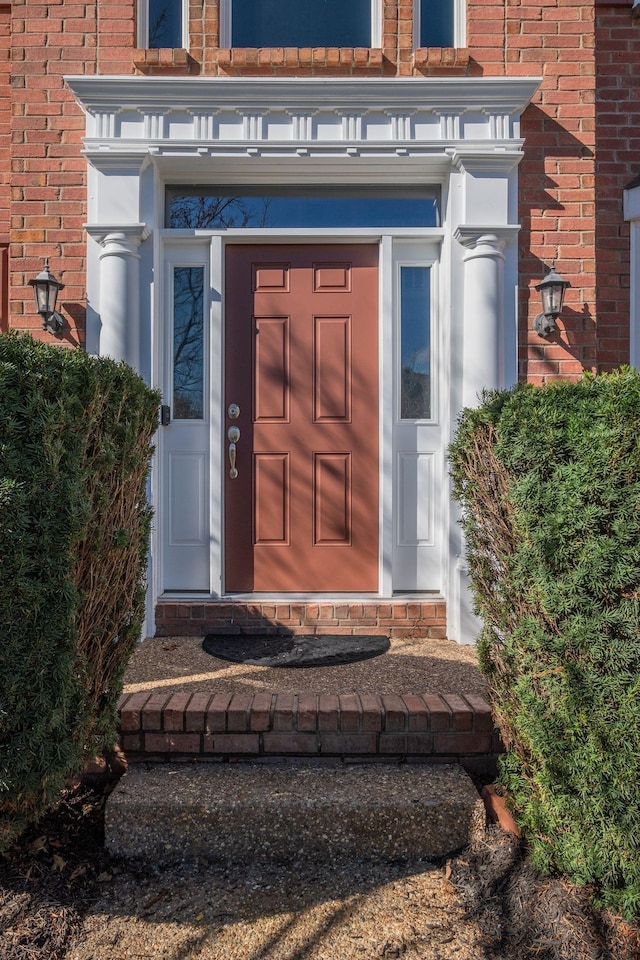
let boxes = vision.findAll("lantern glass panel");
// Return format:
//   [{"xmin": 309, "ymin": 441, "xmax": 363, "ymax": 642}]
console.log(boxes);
[
  {"xmin": 33, "ymin": 282, "xmax": 51, "ymax": 315},
  {"xmin": 544, "ymin": 283, "xmax": 563, "ymax": 317}
]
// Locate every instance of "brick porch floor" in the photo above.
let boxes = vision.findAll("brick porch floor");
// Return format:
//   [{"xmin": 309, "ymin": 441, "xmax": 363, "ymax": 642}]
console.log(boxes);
[{"xmin": 120, "ymin": 600, "xmax": 500, "ymax": 774}]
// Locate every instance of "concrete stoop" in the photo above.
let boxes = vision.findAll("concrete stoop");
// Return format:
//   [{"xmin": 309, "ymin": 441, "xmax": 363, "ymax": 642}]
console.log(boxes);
[{"xmin": 105, "ymin": 761, "xmax": 485, "ymax": 864}]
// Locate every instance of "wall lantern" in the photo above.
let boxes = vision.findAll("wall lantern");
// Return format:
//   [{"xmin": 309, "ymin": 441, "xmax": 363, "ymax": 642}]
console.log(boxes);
[
  {"xmin": 28, "ymin": 258, "xmax": 65, "ymax": 335},
  {"xmin": 533, "ymin": 263, "xmax": 570, "ymax": 337}
]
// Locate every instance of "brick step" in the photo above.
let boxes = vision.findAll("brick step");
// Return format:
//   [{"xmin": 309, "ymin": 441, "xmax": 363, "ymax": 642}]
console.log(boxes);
[
  {"xmin": 105, "ymin": 761, "xmax": 486, "ymax": 863},
  {"xmin": 118, "ymin": 691, "xmax": 502, "ymax": 778},
  {"xmin": 155, "ymin": 598, "xmax": 447, "ymax": 639}
]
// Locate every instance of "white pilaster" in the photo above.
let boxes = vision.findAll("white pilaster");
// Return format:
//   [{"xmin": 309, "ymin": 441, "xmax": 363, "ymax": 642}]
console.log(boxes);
[{"xmin": 624, "ymin": 181, "xmax": 640, "ymax": 368}]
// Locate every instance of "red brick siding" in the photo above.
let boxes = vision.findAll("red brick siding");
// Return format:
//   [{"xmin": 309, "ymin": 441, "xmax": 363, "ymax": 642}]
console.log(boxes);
[
  {"xmin": 510, "ymin": 2, "xmax": 598, "ymax": 382},
  {"xmin": 9, "ymin": 0, "xmax": 100, "ymax": 345},
  {"xmin": 0, "ymin": 3, "xmax": 9, "ymax": 333},
  {"xmin": 4, "ymin": 0, "xmax": 636, "ymax": 379},
  {"xmin": 0, "ymin": 4, "xmax": 10, "ymax": 251},
  {"xmin": 593, "ymin": 4, "xmax": 638, "ymax": 370}
]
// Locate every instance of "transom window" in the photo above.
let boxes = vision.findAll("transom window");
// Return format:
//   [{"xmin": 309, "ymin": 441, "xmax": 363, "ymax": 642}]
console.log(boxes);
[
  {"xmin": 166, "ymin": 186, "xmax": 440, "ymax": 229},
  {"xmin": 222, "ymin": 0, "xmax": 380, "ymax": 48}
]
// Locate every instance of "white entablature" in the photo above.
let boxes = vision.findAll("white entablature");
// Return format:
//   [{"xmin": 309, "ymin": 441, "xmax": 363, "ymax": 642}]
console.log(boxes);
[{"xmin": 65, "ymin": 76, "xmax": 541, "ymax": 169}]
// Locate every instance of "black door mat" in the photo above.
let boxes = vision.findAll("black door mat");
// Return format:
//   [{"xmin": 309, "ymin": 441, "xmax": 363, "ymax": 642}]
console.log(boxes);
[{"xmin": 202, "ymin": 633, "xmax": 390, "ymax": 668}]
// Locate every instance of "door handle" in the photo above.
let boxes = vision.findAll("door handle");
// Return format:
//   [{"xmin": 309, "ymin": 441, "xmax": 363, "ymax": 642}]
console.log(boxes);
[{"xmin": 227, "ymin": 425, "xmax": 240, "ymax": 479}]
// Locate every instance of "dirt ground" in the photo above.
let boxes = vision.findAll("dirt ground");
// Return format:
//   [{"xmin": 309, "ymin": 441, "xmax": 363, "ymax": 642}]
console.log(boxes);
[
  {"xmin": 2, "ymin": 778, "xmax": 639, "ymax": 960},
  {"xmin": 0, "ymin": 780, "xmax": 478, "ymax": 960}
]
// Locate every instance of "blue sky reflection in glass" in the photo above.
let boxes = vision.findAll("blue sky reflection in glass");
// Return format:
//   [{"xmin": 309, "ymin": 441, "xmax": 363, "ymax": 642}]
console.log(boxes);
[
  {"xmin": 168, "ymin": 191, "xmax": 440, "ymax": 229},
  {"xmin": 420, "ymin": 0, "xmax": 454, "ymax": 47},
  {"xmin": 173, "ymin": 267, "xmax": 204, "ymax": 419},
  {"xmin": 400, "ymin": 265, "xmax": 431, "ymax": 420},
  {"xmin": 231, "ymin": 0, "xmax": 371, "ymax": 47},
  {"xmin": 148, "ymin": 0, "xmax": 182, "ymax": 47}
]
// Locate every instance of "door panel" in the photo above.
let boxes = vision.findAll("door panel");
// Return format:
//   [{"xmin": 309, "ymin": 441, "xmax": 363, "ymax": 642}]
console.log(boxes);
[
  {"xmin": 314, "ymin": 316, "xmax": 351, "ymax": 421},
  {"xmin": 225, "ymin": 244, "xmax": 378, "ymax": 592}
]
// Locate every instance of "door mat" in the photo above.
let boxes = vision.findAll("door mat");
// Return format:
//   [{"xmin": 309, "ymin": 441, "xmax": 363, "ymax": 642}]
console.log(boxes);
[{"xmin": 202, "ymin": 633, "xmax": 390, "ymax": 668}]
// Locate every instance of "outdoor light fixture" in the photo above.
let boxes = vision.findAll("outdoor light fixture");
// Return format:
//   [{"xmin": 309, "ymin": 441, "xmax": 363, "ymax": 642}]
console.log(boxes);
[
  {"xmin": 533, "ymin": 262, "xmax": 570, "ymax": 337},
  {"xmin": 28, "ymin": 258, "xmax": 65, "ymax": 335}
]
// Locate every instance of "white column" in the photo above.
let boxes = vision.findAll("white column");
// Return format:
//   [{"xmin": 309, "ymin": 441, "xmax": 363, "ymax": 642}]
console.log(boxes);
[
  {"xmin": 448, "ymin": 227, "xmax": 513, "ymax": 644},
  {"xmin": 456, "ymin": 230, "xmax": 506, "ymax": 405},
  {"xmin": 88, "ymin": 225, "xmax": 149, "ymax": 374}
]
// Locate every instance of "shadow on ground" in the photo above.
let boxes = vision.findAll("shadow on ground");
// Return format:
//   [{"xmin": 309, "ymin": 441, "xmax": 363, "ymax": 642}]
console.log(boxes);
[{"xmin": 123, "ymin": 635, "xmax": 487, "ymax": 697}]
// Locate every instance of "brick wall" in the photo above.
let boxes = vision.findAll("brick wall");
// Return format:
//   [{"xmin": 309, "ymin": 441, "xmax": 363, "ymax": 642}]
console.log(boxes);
[
  {"xmin": 0, "ymin": 3, "xmax": 10, "ymax": 332},
  {"xmin": 8, "ymin": 0, "xmax": 101, "ymax": 346},
  {"xmin": 509, "ymin": 1, "xmax": 598, "ymax": 382},
  {"xmin": 2, "ymin": 0, "xmax": 637, "ymax": 378},
  {"xmin": 594, "ymin": 2, "xmax": 639, "ymax": 370}
]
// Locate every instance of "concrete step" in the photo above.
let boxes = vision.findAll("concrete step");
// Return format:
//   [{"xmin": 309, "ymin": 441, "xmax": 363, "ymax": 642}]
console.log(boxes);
[{"xmin": 105, "ymin": 761, "xmax": 485, "ymax": 864}]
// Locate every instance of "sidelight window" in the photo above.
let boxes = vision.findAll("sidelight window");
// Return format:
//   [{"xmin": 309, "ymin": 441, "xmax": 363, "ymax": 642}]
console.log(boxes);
[
  {"xmin": 172, "ymin": 266, "xmax": 205, "ymax": 419},
  {"xmin": 400, "ymin": 265, "xmax": 432, "ymax": 420}
]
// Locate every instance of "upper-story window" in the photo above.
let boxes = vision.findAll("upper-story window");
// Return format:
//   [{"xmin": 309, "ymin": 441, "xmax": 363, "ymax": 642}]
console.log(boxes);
[
  {"xmin": 416, "ymin": 0, "xmax": 461, "ymax": 48},
  {"xmin": 141, "ymin": 0, "xmax": 184, "ymax": 48},
  {"xmin": 222, "ymin": 0, "xmax": 380, "ymax": 48}
]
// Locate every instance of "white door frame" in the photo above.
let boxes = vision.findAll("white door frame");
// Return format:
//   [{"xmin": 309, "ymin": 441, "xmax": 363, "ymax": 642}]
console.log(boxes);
[
  {"xmin": 156, "ymin": 228, "xmax": 446, "ymax": 600},
  {"xmin": 70, "ymin": 74, "xmax": 539, "ymax": 639}
]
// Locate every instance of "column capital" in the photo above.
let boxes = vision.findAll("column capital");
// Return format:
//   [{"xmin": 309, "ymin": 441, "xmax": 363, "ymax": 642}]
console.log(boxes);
[
  {"xmin": 85, "ymin": 223, "xmax": 150, "ymax": 249},
  {"xmin": 454, "ymin": 225, "xmax": 519, "ymax": 257}
]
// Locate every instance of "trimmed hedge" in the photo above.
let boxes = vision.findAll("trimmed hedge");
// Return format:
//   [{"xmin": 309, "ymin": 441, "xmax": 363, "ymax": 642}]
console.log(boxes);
[
  {"xmin": 0, "ymin": 333, "xmax": 159, "ymax": 848},
  {"xmin": 449, "ymin": 370, "xmax": 640, "ymax": 922}
]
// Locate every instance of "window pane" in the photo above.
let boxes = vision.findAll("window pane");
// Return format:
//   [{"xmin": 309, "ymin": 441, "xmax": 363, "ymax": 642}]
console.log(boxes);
[
  {"xmin": 148, "ymin": 0, "xmax": 182, "ymax": 48},
  {"xmin": 231, "ymin": 0, "xmax": 371, "ymax": 47},
  {"xmin": 420, "ymin": 0, "xmax": 454, "ymax": 47},
  {"xmin": 173, "ymin": 267, "xmax": 204, "ymax": 419},
  {"xmin": 400, "ymin": 266, "xmax": 431, "ymax": 420},
  {"xmin": 167, "ymin": 187, "xmax": 440, "ymax": 229}
]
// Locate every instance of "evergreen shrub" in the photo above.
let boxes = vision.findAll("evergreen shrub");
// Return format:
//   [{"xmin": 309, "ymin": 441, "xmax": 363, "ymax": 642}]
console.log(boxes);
[
  {"xmin": 449, "ymin": 370, "xmax": 640, "ymax": 922},
  {"xmin": 0, "ymin": 333, "xmax": 159, "ymax": 848}
]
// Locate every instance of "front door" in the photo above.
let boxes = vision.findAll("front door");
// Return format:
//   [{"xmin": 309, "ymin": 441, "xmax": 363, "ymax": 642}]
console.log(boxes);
[{"xmin": 224, "ymin": 244, "xmax": 379, "ymax": 592}]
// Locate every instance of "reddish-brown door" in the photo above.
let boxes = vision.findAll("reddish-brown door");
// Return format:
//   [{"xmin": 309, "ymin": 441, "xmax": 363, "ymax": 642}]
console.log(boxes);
[{"xmin": 224, "ymin": 244, "xmax": 379, "ymax": 591}]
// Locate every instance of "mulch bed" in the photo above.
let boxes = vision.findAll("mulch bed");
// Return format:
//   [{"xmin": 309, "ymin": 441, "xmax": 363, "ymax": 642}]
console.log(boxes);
[
  {"xmin": 447, "ymin": 823, "xmax": 640, "ymax": 960},
  {"xmin": 0, "ymin": 780, "xmax": 114, "ymax": 960},
  {"xmin": 2, "ymin": 774, "xmax": 639, "ymax": 960}
]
